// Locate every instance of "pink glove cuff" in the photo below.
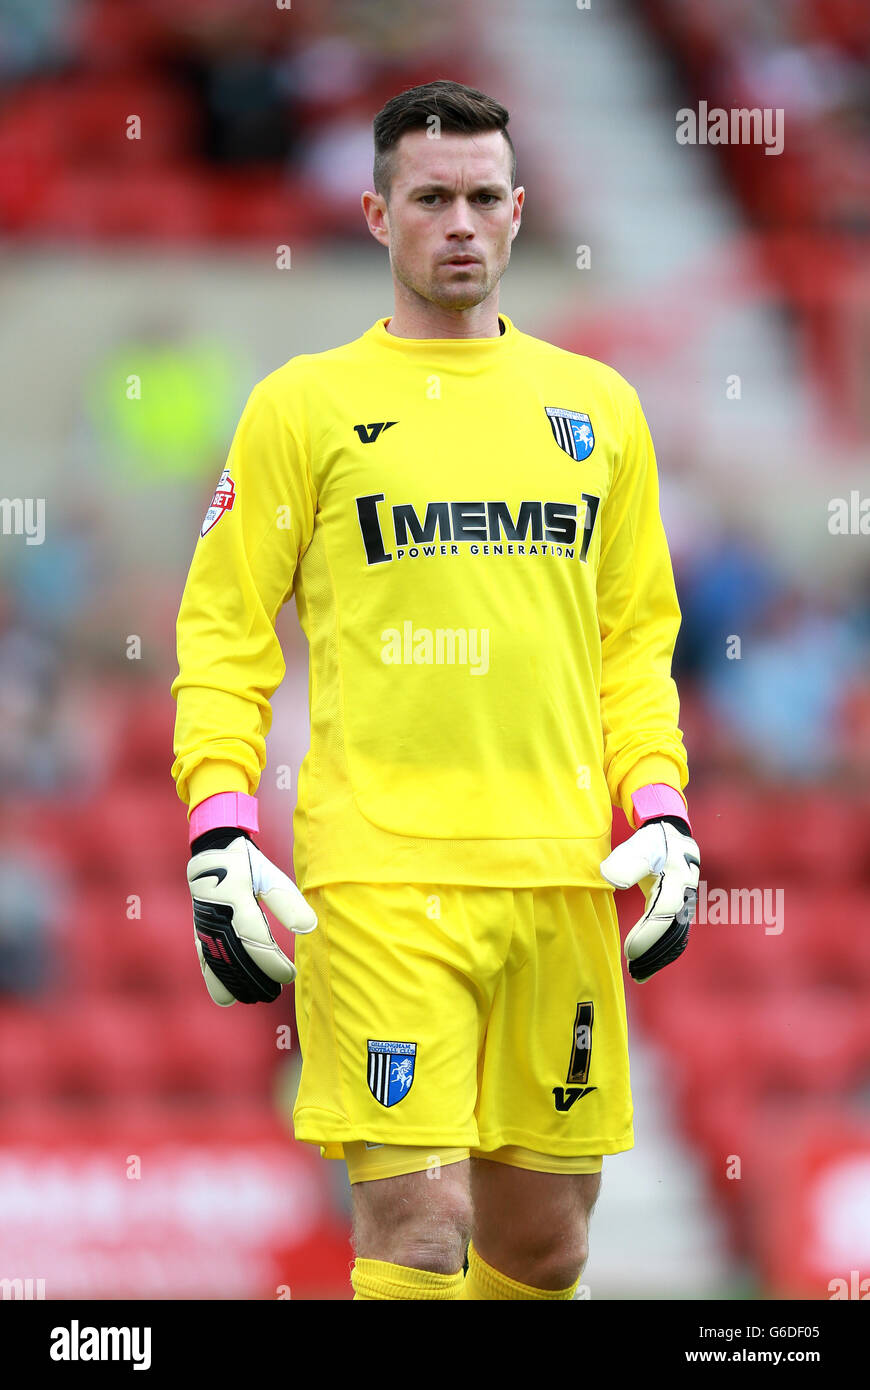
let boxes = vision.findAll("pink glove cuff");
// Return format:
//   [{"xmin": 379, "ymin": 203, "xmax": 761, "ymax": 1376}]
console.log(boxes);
[
  {"xmin": 189, "ymin": 791, "xmax": 259, "ymax": 846},
  {"xmin": 631, "ymin": 783, "xmax": 691, "ymax": 834}
]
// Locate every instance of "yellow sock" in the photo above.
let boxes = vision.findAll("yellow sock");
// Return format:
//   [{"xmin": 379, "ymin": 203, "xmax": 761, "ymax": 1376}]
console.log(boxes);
[
  {"xmin": 460, "ymin": 1241, "xmax": 580, "ymax": 1300},
  {"xmin": 351, "ymin": 1257, "xmax": 464, "ymax": 1301}
]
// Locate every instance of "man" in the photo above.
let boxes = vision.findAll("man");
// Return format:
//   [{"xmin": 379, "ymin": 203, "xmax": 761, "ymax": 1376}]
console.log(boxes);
[{"xmin": 171, "ymin": 79, "xmax": 700, "ymax": 1301}]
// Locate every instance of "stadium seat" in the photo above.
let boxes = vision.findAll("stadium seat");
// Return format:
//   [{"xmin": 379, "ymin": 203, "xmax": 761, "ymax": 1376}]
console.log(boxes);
[
  {"xmin": 91, "ymin": 783, "xmax": 186, "ymax": 885},
  {"xmin": 158, "ymin": 996, "xmax": 279, "ymax": 1097},
  {"xmin": 732, "ymin": 989, "xmax": 867, "ymax": 1093},
  {"xmin": 62, "ymin": 884, "xmax": 182, "ymax": 995},
  {"xmin": 687, "ymin": 783, "xmax": 775, "ymax": 882},
  {"xmin": 49, "ymin": 998, "xmax": 169, "ymax": 1099},
  {"xmin": 0, "ymin": 1006, "xmax": 56, "ymax": 1100},
  {"xmin": 741, "ymin": 1102, "xmax": 870, "ymax": 1297},
  {"xmin": 763, "ymin": 788, "xmax": 870, "ymax": 883}
]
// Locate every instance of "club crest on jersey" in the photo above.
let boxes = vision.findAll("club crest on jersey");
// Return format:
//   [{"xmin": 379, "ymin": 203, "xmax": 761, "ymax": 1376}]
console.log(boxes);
[
  {"xmin": 545, "ymin": 407, "xmax": 595, "ymax": 462},
  {"xmin": 201, "ymin": 468, "xmax": 236, "ymax": 537},
  {"xmin": 367, "ymin": 1040, "xmax": 417, "ymax": 1108}
]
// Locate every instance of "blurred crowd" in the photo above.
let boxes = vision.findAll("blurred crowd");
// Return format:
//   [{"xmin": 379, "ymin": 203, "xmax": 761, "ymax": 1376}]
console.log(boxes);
[
  {"xmin": 0, "ymin": 0, "xmax": 866, "ymax": 982},
  {"xmin": 644, "ymin": 0, "xmax": 870, "ymax": 235},
  {"xmin": 0, "ymin": 0, "xmax": 868, "ymax": 1298},
  {"xmin": 643, "ymin": 0, "xmax": 870, "ymax": 435},
  {"xmin": 0, "ymin": 0, "xmax": 471, "ymax": 236}
]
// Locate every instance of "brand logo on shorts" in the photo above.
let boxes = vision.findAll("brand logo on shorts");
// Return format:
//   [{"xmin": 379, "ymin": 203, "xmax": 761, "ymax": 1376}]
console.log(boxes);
[
  {"xmin": 552, "ymin": 1086, "xmax": 596, "ymax": 1111},
  {"xmin": 553, "ymin": 1001, "xmax": 598, "ymax": 1111},
  {"xmin": 367, "ymin": 1040, "xmax": 417, "ymax": 1108},
  {"xmin": 567, "ymin": 1002, "xmax": 594, "ymax": 1085}
]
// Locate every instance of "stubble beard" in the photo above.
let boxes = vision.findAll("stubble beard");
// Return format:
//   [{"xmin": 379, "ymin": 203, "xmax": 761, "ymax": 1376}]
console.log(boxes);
[{"xmin": 391, "ymin": 242, "xmax": 511, "ymax": 313}]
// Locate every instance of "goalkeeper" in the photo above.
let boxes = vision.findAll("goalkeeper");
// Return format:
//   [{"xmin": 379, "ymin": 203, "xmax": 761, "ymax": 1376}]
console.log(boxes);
[{"xmin": 171, "ymin": 79, "xmax": 700, "ymax": 1302}]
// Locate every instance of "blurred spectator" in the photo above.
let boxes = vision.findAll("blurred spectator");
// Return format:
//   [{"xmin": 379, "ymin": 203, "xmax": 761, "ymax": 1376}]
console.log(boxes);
[
  {"xmin": 674, "ymin": 524, "xmax": 783, "ymax": 680},
  {"xmin": 0, "ymin": 589, "xmax": 65, "ymax": 793},
  {"xmin": 297, "ymin": 105, "xmax": 379, "ymax": 208},
  {"xmin": 3, "ymin": 502, "xmax": 102, "ymax": 631},
  {"xmin": 169, "ymin": 27, "xmax": 301, "ymax": 167},
  {"xmin": 703, "ymin": 585, "xmax": 867, "ymax": 779},
  {"xmin": 0, "ymin": 0, "xmax": 79, "ymax": 81},
  {"xmin": 85, "ymin": 326, "xmax": 245, "ymax": 480},
  {"xmin": 0, "ymin": 846, "xmax": 60, "ymax": 996}
]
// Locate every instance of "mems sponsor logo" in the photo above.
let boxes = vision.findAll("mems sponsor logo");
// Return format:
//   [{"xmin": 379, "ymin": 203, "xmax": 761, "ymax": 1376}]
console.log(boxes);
[{"xmin": 356, "ymin": 494, "xmax": 600, "ymax": 566}]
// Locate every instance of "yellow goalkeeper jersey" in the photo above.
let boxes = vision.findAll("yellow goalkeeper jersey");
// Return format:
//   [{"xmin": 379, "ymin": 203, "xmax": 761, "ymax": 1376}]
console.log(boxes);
[{"xmin": 171, "ymin": 313, "xmax": 689, "ymax": 890}]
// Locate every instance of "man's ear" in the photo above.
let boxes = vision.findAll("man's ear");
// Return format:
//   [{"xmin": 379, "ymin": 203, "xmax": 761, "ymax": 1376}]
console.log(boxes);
[
  {"xmin": 361, "ymin": 190, "xmax": 390, "ymax": 248},
  {"xmin": 510, "ymin": 186, "xmax": 525, "ymax": 241}
]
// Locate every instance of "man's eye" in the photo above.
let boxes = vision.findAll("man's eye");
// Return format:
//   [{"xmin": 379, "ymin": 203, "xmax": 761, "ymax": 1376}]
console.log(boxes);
[{"xmin": 417, "ymin": 192, "xmax": 498, "ymax": 206}]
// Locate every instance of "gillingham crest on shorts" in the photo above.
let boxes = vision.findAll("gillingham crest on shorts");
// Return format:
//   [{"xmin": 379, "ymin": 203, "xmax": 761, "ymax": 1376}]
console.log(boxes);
[
  {"xmin": 201, "ymin": 467, "xmax": 236, "ymax": 537},
  {"xmin": 545, "ymin": 406, "xmax": 595, "ymax": 461},
  {"xmin": 367, "ymin": 1040, "xmax": 417, "ymax": 1108}
]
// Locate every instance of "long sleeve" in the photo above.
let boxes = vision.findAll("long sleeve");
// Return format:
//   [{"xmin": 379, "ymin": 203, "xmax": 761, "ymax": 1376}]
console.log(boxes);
[
  {"xmin": 170, "ymin": 374, "xmax": 316, "ymax": 816},
  {"xmin": 597, "ymin": 387, "xmax": 689, "ymax": 829}
]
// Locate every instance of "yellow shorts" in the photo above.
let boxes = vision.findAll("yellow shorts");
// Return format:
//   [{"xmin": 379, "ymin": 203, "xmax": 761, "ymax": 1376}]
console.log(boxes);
[
  {"xmin": 292, "ymin": 882, "xmax": 633, "ymax": 1165},
  {"xmin": 341, "ymin": 1143, "xmax": 604, "ymax": 1184}
]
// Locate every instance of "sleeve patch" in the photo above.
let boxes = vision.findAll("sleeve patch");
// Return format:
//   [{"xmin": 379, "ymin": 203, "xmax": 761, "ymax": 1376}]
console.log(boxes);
[{"xmin": 201, "ymin": 468, "xmax": 236, "ymax": 537}]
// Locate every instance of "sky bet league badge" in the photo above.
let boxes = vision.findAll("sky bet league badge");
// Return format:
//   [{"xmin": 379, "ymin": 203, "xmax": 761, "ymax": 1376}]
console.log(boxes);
[{"xmin": 201, "ymin": 467, "xmax": 236, "ymax": 538}]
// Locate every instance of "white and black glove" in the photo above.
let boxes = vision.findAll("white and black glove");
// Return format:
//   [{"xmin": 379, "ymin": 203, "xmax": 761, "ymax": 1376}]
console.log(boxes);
[
  {"xmin": 188, "ymin": 828, "xmax": 317, "ymax": 1006},
  {"xmin": 599, "ymin": 816, "xmax": 700, "ymax": 983}
]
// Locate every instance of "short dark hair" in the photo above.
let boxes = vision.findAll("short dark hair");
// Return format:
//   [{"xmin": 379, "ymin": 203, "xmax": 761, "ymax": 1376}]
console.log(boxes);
[{"xmin": 372, "ymin": 79, "xmax": 516, "ymax": 199}]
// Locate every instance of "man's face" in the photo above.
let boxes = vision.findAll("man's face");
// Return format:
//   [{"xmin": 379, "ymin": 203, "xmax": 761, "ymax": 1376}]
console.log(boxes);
[{"xmin": 365, "ymin": 129, "xmax": 523, "ymax": 312}]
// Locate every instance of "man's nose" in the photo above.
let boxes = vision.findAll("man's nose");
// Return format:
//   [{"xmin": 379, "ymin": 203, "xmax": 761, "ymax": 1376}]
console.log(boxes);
[{"xmin": 446, "ymin": 199, "xmax": 476, "ymax": 236}]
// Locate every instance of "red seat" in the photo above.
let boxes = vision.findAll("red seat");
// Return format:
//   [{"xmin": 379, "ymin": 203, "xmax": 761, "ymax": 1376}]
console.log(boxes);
[
  {"xmin": 37, "ymin": 165, "xmax": 209, "ymax": 241},
  {"xmin": 784, "ymin": 889, "xmax": 870, "ymax": 989},
  {"xmin": 49, "ymin": 998, "xmax": 169, "ymax": 1099},
  {"xmin": 81, "ymin": 784, "xmax": 187, "ymax": 890},
  {"xmin": 62, "ymin": 886, "xmax": 118, "ymax": 993},
  {"xmin": 62, "ymin": 884, "xmax": 188, "ymax": 995},
  {"xmin": 689, "ymin": 783, "xmax": 775, "ymax": 882},
  {"xmin": 740, "ymin": 1102, "xmax": 870, "ymax": 1297},
  {"xmin": 0, "ymin": 1006, "xmax": 56, "ymax": 1099},
  {"xmin": 124, "ymin": 886, "xmax": 198, "ymax": 989},
  {"xmin": 762, "ymin": 788, "xmax": 870, "ymax": 883},
  {"xmin": 158, "ymin": 998, "xmax": 276, "ymax": 1097},
  {"xmin": 736, "ymin": 989, "xmax": 868, "ymax": 1091},
  {"xmin": 640, "ymin": 991, "xmax": 746, "ymax": 1097}
]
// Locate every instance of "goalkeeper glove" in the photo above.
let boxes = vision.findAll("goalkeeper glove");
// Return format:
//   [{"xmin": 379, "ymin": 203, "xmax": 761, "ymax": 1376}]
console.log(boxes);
[
  {"xmin": 599, "ymin": 816, "xmax": 700, "ymax": 982},
  {"xmin": 187, "ymin": 828, "xmax": 317, "ymax": 1006}
]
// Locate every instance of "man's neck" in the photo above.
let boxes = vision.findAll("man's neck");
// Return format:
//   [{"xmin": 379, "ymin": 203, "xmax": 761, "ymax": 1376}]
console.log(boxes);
[{"xmin": 386, "ymin": 289, "xmax": 503, "ymax": 340}]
